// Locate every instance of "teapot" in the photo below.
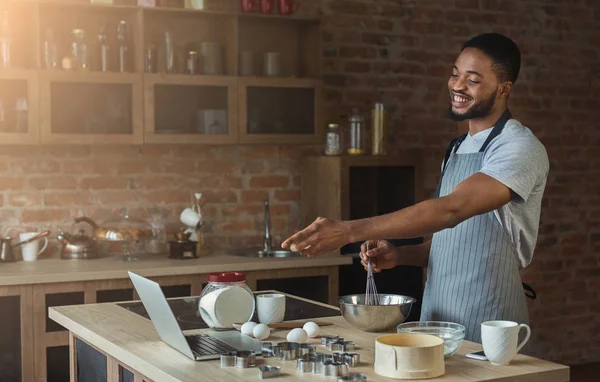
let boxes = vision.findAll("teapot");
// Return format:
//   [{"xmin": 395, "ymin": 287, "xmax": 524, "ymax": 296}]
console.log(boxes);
[{"xmin": 57, "ymin": 228, "xmax": 98, "ymax": 260}]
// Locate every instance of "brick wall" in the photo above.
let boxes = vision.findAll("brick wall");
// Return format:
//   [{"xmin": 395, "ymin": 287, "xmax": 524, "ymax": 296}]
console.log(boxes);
[{"xmin": 0, "ymin": 0, "xmax": 598, "ymax": 366}]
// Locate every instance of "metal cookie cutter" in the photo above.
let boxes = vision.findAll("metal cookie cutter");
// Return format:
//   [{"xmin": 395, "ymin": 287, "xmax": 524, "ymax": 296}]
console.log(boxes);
[
  {"xmin": 321, "ymin": 336, "xmax": 342, "ymax": 345},
  {"xmin": 235, "ymin": 350, "xmax": 256, "ymax": 368},
  {"xmin": 338, "ymin": 373, "xmax": 368, "ymax": 381},
  {"xmin": 314, "ymin": 353, "xmax": 334, "ymax": 374},
  {"xmin": 220, "ymin": 351, "xmax": 237, "ymax": 367},
  {"xmin": 329, "ymin": 340, "xmax": 355, "ymax": 352},
  {"xmin": 277, "ymin": 342, "xmax": 300, "ymax": 360},
  {"xmin": 272, "ymin": 345, "xmax": 282, "ymax": 358},
  {"xmin": 297, "ymin": 358, "xmax": 315, "ymax": 373},
  {"xmin": 334, "ymin": 352, "xmax": 360, "ymax": 367},
  {"xmin": 299, "ymin": 343, "xmax": 317, "ymax": 356},
  {"xmin": 323, "ymin": 361, "xmax": 349, "ymax": 377},
  {"xmin": 259, "ymin": 365, "xmax": 281, "ymax": 379},
  {"xmin": 262, "ymin": 342, "xmax": 273, "ymax": 358}
]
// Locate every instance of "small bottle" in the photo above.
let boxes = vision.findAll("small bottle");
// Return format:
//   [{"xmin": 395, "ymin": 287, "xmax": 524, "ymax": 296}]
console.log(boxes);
[
  {"xmin": 117, "ymin": 21, "xmax": 129, "ymax": 73},
  {"xmin": 72, "ymin": 29, "xmax": 89, "ymax": 70},
  {"xmin": 165, "ymin": 31, "xmax": 175, "ymax": 73},
  {"xmin": 43, "ymin": 29, "xmax": 58, "ymax": 70},
  {"xmin": 186, "ymin": 50, "xmax": 199, "ymax": 74},
  {"xmin": 0, "ymin": 10, "xmax": 11, "ymax": 69},
  {"xmin": 347, "ymin": 108, "xmax": 366, "ymax": 155},
  {"xmin": 144, "ymin": 44, "xmax": 157, "ymax": 73},
  {"xmin": 371, "ymin": 102, "xmax": 386, "ymax": 155},
  {"xmin": 98, "ymin": 23, "xmax": 110, "ymax": 72},
  {"xmin": 324, "ymin": 123, "xmax": 343, "ymax": 156}
]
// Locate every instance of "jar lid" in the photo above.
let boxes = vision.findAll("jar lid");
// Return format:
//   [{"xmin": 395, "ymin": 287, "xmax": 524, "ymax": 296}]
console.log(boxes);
[{"xmin": 208, "ymin": 272, "xmax": 246, "ymax": 283}]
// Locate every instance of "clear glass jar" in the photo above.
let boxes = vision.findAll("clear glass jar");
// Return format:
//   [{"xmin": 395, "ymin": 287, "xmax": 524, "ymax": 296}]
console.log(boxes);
[
  {"xmin": 324, "ymin": 123, "xmax": 343, "ymax": 156},
  {"xmin": 348, "ymin": 108, "xmax": 366, "ymax": 155},
  {"xmin": 198, "ymin": 272, "xmax": 255, "ymax": 329},
  {"xmin": 72, "ymin": 29, "xmax": 89, "ymax": 70}
]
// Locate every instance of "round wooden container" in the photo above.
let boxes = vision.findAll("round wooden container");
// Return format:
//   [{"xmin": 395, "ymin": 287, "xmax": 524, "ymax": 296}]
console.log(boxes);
[{"xmin": 374, "ymin": 333, "xmax": 445, "ymax": 379}]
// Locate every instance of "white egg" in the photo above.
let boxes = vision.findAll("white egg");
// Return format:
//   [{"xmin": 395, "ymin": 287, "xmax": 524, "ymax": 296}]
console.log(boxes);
[
  {"xmin": 253, "ymin": 324, "xmax": 271, "ymax": 340},
  {"xmin": 302, "ymin": 322, "xmax": 320, "ymax": 338},
  {"xmin": 286, "ymin": 328, "xmax": 308, "ymax": 343},
  {"xmin": 240, "ymin": 321, "xmax": 257, "ymax": 336}
]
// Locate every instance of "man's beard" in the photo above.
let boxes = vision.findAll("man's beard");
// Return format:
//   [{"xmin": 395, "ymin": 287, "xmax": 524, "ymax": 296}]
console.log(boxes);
[{"xmin": 447, "ymin": 89, "xmax": 497, "ymax": 122}]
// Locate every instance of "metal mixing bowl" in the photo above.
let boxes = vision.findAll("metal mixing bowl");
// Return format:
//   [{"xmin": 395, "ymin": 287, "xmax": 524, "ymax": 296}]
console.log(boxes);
[{"xmin": 338, "ymin": 294, "xmax": 416, "ymax": 332}]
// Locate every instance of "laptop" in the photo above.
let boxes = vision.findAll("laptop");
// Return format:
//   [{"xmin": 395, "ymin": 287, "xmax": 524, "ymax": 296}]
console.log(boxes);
[{"xmin": 128, "ymin": 271, "xmax": 262, "ymax": 361}]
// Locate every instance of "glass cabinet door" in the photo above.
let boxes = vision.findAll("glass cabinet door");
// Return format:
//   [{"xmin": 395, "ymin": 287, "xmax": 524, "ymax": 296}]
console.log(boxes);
[
  {"xmin": 240, "ymin": 78, "xmax": 322, "ymax": 144},
  {"xmin": 144, "ymin": 74, "xmax": 238, "ymax": 144}
]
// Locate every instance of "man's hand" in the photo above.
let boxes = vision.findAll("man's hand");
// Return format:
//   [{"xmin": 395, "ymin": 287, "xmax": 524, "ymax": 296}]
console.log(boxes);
[
  {"xmin": 281, "ymin": 217, "xmax": 352, "ymax": 257},
  {"xmin": 359, "ymin": 240, "xmax": 400, "ymax": 273}
]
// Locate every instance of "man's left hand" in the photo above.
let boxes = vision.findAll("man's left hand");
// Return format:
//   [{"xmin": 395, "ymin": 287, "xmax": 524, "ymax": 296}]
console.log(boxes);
[{"xmin": 281, "ymin": 217, "xmax": 352, "ymax": 257}]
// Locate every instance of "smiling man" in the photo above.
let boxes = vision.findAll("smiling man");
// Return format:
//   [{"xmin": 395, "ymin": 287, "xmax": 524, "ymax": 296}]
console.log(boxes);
[{"xmin": 282, "ymin": 33, "xmax": 550, "ymax": 343}]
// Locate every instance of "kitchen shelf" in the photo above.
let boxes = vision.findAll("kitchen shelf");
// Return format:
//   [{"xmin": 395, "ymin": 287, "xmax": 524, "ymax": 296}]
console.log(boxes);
[
  {"xmin": 0, "ymin": 0, "xmax": 321, "ymax": 145},
  {"xmin": 143, "ymin": 73, "xmax": 238, "ymax": 144}
]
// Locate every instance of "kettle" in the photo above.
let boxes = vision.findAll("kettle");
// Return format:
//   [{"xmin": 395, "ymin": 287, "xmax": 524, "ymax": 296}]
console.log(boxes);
[
  {"xmin": 0, "ymin": 237, "xmax": 16, "ymax": 262},
  {"xmin": 57, "ymin": 229, "xmax": 98, "ymax": 260}
]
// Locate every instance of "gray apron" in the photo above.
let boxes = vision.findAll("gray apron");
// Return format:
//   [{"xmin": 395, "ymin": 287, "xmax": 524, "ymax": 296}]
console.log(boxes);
[{"xmin": 421, "ymin": 109, "xmax": 530, "ymax": 343}]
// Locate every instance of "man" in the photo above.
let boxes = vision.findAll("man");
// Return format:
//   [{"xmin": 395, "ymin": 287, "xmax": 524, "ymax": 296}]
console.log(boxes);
[{"xmin": 281, "ymin": 33, "xmax": 549, "ymax": 343}]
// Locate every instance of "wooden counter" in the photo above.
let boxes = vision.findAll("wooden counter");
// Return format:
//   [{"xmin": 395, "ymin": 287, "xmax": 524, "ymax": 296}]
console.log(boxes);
[
  {"xmin": 0, "ymin": 252, "xmax": 351, "ymax": 286},
  {"xmin": 50, "ymin": 292, "xmax": 570, "ymax": 382}
]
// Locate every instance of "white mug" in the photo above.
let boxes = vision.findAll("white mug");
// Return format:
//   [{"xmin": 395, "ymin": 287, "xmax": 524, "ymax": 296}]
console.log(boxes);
[
  {"xmin": 481, "ymin": 320, "xmax": 531, "ymax": 366},
  {"xmin": 19, "ymin": 232, "xmax": 49, "ymax": 262},
  {"xmin": 180, "ymin": 208, "xmax": 200, "ymax": 227},
  {"xmin": 256, "ymin": 293, "xmax": 286, "ymax": 324}
]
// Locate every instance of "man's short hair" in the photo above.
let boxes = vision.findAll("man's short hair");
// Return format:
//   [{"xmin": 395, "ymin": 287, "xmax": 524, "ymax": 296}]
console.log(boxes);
[{"xmin": 462, "ymin": 33, "xmax": 521, "ymax": 84}]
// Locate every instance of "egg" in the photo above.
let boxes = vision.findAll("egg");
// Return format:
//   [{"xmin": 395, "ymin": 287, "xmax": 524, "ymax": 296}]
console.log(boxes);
[
  {"xmin": 303, "ymin": 322, "xmax": 320, "ymax": 338},
  {"xmin": 287, "ymin": 328, "xmax": 308, "ymax": 343},
  {"xmin": 240, "ymin": 321, "xmax": 257, "ymax": 336},
  {"xmin": 253, "ymin": 324, "xmax": 271, "ymax": 340}
]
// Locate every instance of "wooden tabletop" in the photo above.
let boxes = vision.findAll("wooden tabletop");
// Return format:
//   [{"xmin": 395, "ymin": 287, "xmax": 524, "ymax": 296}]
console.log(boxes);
[
  {"xmin": 0, "ymin": 252, "xmax": 351, "ymax": 286},
  {"xmin": 49, "ymin": 293, "xmax": 570, "ymax": 382}
]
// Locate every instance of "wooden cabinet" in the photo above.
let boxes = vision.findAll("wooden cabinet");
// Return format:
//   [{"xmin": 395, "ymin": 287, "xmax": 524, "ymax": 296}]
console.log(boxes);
[
  {"xmin": 0, "ymin": 1, "xmax": 322, "ymax": 146},
  {"xmin": 39, "ymin": 72, "xmax": 144, "ymax": 144},
  {"xmin": 0, "ymin": 285, "xmax": 34, "ymax": 382}
]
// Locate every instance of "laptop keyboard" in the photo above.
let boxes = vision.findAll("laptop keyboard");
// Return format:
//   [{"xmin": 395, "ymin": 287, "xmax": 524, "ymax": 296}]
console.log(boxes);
[{"xmin": 185, "ymin": 334, "xmax": 237, "ymax": 357}]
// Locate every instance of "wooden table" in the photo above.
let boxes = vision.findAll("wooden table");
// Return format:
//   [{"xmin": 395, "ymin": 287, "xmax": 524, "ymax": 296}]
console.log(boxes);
[{"xmin": 50, "ymin": 292, "xmax": 570, "ymax": 382}]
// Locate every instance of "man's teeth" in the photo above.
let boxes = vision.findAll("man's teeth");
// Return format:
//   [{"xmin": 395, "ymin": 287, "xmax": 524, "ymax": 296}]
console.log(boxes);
[{"xmin": 453, "ymin": 95, "xmax": 470, "ymax": 102}]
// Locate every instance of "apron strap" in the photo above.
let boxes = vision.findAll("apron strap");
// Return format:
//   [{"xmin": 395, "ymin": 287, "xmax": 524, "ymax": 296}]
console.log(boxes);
[
  {"xmin": 522, "ymin": 282, "xmax": 537, "ymax": 300},
  {"xmin": 434, "ymin": 108, "xmax": 512, "ymax": 198},
  {"xmin": 478, "ymin": 108, "xmax": 512, "ymax": 152},
  {"xmin": 434, "ymin": 133, "xmax": 467, "ymax": 198}
]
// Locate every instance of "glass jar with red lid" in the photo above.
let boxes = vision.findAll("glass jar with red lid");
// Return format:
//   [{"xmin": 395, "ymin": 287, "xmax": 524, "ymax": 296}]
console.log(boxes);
[{"xmin": 198, "ymin": 272, "xmax": 255, "ymax": 329}]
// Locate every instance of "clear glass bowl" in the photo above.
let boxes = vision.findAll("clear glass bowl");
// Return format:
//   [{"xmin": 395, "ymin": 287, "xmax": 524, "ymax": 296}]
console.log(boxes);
[{"xmin": 397, "ymin": 321, "xmax": 465, "ymax": 357}]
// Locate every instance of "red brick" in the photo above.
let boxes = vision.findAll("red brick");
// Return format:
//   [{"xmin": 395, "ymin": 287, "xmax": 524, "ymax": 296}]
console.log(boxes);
[
  {"xmin": 222, "ymin": 205, "xmax": 263, "ymax": 217},
  {"xmin": 339, "ymin": 46, "xmax": 377, "ymax": 59},
  {"xmin": 344, "ymin": 61, "xmax": 370, "ymax": 73},
  {"xmin": 144, "ymin": 190, "xmax": 190, "ymax": 205},
  {"xmin": 45, "ymin": 192, "xmax": 93, "ymax": 206},
  {"xmin": 221, "ymin": 221, "xmax": 255, "ymax": 232},
  {"xmin": 117, "ymin": 161, "xmax": 149, "ymax": 174},
  {"xmin": 21, "ymin": 209, "xmax": 71, "ymax": 223},
  {"xmin": 62, "ymin": 160, "xmax": 113, "ymax": 175},
  {"xmin": 149, "ymin": 160, "xmax": 195, "ymax": 174},
  {"xmin": 10, "ymin": 159, "xmax": 61, "ymax": 174},
  {"xmin": 97, "ymin": 191, "xmax": 141, "ymax": 205},
  {"xmin": 80, "ymin": 177, "xmax": 128, "ymax": 190},
  {"xmin": 241, "ymin": 190, "xmax": 269, "ymax": 203},
  {"xmin": 195, "ymin": 162, "xmax": 238, "ymax": 175},
  {"xmin": 455, "ymin": 0, "xmax": 479, "ymax": 9},
  {"xmin": 249, "ymin": 176, "xmax": 289, "ymax": 188},
  {"xmin": 0, "ymin": 177, "xmax": 25, "ymax": 190},
  {"xmin": 270, "ymin": 204, "xmax": 292, "ymax": 215},
  {"xmin": 135, "ymin": 176, "xmax": 178, "ymax": 190},
  {"xmin": 29, "ymin": 176, "xmax": 77, "ymax": 190},
  {"xmin": 7, "ymin": 192, "xmax": 43, "ymax": 207},
  {"xmin": 202, "ymin": 190, "xmax": 237, "ymax": 203}
]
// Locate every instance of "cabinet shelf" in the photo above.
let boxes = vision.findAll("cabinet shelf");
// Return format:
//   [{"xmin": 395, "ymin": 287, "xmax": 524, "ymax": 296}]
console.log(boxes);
[{"xmin": 0, "ymin": 0, "xmax": 321, "ymax": 145}]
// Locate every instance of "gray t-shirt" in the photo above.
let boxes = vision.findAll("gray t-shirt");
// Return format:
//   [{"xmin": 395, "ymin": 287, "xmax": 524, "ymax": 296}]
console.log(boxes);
[{"xmin": 447, "ymin": 118, "xmax": 549, "ymax": 269}]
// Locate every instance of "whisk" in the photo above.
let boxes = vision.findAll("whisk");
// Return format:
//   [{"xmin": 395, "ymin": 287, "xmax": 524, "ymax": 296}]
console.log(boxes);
[{"xmin": 365, "ymin": 242, "xmax": 380, "ymax": 305}]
